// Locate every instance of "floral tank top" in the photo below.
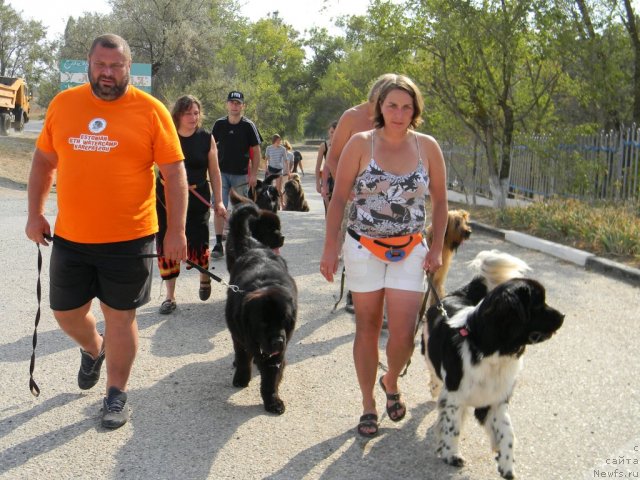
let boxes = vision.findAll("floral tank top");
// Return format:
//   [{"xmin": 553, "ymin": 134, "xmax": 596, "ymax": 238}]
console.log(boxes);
[{"xmin": 348, "ymin": 130, "xmax": 430, "ymax": 238}]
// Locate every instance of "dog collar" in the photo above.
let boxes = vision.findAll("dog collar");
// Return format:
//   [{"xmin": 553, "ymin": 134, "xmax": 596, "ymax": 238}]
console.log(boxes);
[{"xmin": 459, "ymin": 327, "xmax": 470, "ymax": 337}]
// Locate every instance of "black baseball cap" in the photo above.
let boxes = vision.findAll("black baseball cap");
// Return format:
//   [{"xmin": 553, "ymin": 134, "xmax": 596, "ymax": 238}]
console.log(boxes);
[{"xmin": 227, "ymin": 91, "xmax": 244, "ymax": 103}]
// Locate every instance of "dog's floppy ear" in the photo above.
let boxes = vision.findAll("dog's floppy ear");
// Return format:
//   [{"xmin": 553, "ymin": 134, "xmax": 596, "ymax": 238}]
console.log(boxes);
[
  {"xmin": 514, "ymin": 279, "xmax": 564, "ymax": 344},
  {"xmin": 290, "ymin": 173, "xmax": 301, "ymax": 183},
  {"xmin": 474, "ymin": 282, "xmax": 530, "ymax": 355}
]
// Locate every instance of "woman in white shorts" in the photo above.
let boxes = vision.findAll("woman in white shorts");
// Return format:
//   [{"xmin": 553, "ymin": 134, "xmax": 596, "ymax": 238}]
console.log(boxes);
[{"xmin": 320, "ymin": 74, "xmax": 448, "ymax": 438}]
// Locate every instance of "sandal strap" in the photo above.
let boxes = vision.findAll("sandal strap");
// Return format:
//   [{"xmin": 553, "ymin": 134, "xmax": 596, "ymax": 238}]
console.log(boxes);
[
  {"xmin": 359, "ymin": 413, "xmax": 378, "ymax": 422},
  {"xmin": 379, "ymin": 376, "xmax": 401, "ymax": 401},
  {"xmin": 387, "ymin": 401, "xmax": 404, "ymax": 414}
]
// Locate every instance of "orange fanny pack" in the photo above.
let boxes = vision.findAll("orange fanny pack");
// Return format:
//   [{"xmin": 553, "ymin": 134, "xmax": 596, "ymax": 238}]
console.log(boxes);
[{"xmin": 347, "ymin": 228, "xmax": 423, "ymax": 263}]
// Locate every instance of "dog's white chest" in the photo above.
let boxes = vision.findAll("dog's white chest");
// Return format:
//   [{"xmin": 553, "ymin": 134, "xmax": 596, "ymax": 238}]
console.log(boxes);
[{"xmin": 457, "ymin": 347, "xmax": 523, "ymax": 406}]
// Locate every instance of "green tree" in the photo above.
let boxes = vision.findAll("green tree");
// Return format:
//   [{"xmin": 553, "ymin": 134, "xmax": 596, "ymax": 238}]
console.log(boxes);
[
  {"xmin": 615, "ymin": 0, "xmax": 640, "ymax": 124},
  {"xmin": 349, "ymin": 0, "xmax": 569, "ymax": 207},
  {"xmin": 0, "ymin": 0, "xmax": 55, "ymax": 83},
  {"xmin": 108, "ymin": 0, "xmax": 235, "ymax": 100},
  {"xmin": 303, "ymin": 3, "xmax": 413, "ymax": 138},
  {"xmin": 216, "ymin": 14, "xmax": 307, "ymax": 139},
  {"xmin": 555, "ymin": 0, "xmax": 633, "ymax": 130},
  {"xmin": 59, "ymin": 13, "xmax": 117, "ymax": 60}
]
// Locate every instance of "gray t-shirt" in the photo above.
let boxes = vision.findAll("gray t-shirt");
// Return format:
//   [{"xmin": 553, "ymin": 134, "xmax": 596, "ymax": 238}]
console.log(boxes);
[{"xmin": 265, "ymin": 144, "xmax": 287, "ymax": 170}]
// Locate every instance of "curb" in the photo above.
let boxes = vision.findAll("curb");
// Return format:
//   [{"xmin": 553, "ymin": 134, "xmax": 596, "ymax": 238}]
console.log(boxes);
[{"xmin": 469, "ymin": 221, "xmax": 640, "ymax": 287}]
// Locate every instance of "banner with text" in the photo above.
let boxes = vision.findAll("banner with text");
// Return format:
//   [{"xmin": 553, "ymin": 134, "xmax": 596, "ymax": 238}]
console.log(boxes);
[{"xmin": 59, "ymin": 60, "xmax": 152, "ymax": 93}]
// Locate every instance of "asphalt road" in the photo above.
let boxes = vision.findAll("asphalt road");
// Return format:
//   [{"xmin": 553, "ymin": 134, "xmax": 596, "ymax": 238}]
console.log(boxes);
[
  {"xmin": 0, "ymin": 169, "xmax": 638, "ymax": 480},
  {"xmin": 23, "ymin": 119, "xmax": 44, "ymax": 134}
]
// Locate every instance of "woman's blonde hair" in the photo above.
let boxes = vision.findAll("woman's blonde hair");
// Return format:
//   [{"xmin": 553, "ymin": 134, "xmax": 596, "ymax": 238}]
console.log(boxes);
[{"xmin": 283, "ymin": 140, "xmax": 292, "ymax": 150}]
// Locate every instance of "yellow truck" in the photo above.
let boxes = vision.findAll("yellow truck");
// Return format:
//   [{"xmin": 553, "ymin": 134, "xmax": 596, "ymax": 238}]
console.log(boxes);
[{"xmin": 0, "ymin": 77, "xmax": 31, "ymax": 136}]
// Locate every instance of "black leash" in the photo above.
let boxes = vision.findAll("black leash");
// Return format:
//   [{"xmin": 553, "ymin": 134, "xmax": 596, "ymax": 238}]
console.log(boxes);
[
  {"xmin": 30, "ymin": 243, "xmax": 44, "ymax": 397},
  {"xmin": 332, "ymin": 267, "xmax": 347, "ymax": 311},
  {"xmin": 29, "ymin": 234, "xmax": 241, "ymax": 397}
]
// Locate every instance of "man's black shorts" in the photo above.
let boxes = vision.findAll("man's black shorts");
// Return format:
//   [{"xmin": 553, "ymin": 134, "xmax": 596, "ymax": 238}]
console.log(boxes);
[{"xmin": 50, "ymin": 235, "xmax": 155, "ymax": 311}]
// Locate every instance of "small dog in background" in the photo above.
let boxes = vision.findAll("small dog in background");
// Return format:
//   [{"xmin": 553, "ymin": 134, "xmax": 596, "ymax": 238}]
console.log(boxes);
[
  {"xmin": 425, "ymin": 209, "xmax": 472, "ymax": 306},
  {"xmin": 423, "ymin": 250, "xmax": 564, "ymax": 479},
  {"xmin": 248, "ymin": 174, "xmax": 280, "ymax": 213},
  {"xmin": 283, "ymin": 173, "xmax": 310, "ymax": 212}
]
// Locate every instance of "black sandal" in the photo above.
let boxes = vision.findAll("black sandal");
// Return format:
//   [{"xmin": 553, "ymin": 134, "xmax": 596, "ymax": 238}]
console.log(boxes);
[
  {"xmin": 199, "ymin": 280, "xmax": 211, "ymax": 301},
  {"xmin": 357, "ymin": 413, "xmax": 379, "ymax": 437},
  {"xmin": 159, "ymin": 299, "xmax": 176, "ymax": 314},
  {"xmin": 379, "ymin": 376, "xmax": 406, "ymax": 422}
]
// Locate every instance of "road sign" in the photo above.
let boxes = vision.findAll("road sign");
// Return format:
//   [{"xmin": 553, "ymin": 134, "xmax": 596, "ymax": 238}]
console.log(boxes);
[{"xmin": 59, "ymin": 60, "xmax": 152, "ymax": 93}]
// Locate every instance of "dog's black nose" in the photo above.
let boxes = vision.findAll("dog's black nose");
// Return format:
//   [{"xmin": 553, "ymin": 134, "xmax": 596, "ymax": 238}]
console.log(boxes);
[{"xmin": 271, "ymin": 337, "xmax": 285, "ymax": 352}]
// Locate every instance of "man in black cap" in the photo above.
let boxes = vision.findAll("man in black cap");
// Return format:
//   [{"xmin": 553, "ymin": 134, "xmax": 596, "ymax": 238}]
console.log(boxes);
[{"xmin": 210, "ymin": 90, "xmax": 263, "ymax": 258}]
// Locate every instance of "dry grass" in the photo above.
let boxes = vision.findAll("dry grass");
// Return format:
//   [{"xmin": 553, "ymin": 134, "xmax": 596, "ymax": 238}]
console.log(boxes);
[
  {"xmin": 451, "ymin": 199, "xmax": 640, "ymax": 269},
  {"xmin": 0, "ymin": 132, "xmax": 36, "ymax": 185}
]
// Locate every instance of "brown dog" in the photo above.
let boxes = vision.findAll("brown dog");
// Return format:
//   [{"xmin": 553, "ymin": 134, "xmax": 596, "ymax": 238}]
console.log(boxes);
[
  {"xmin": 283, "ymin": 173, "xmax": 310, "ymax": 212},
  {"xmin": 425, "ymin": 209, "xmax": 472, "ymax": 307}
]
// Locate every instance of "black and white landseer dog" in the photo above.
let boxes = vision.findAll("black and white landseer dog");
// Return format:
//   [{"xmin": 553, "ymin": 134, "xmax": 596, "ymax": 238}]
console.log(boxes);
[
  {"xmin": 248, "ymin": 174, "xmax": 280, "ymax": 213},
  {"xmin": 224, "ymin": 201, "xmax": 297, "ymax": 415},
  {"xmin": 423, "ymin": 250, "xmax": 564, "ymax": 479}
]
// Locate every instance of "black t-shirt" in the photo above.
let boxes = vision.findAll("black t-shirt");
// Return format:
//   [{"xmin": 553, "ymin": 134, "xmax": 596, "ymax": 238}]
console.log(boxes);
[
  {"xmin": 211, "ymin": 116, "xmax": 263, "ymax": 175},
  {"xmin": 180, "ymin": 128, "xmax": 211, "ymax": 185}
]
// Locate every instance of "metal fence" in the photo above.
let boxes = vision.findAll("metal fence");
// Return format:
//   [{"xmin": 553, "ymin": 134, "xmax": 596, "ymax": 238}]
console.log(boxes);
[{"xmin": 442, "ymin": 125, "xmax": 640, "ymax": 204}]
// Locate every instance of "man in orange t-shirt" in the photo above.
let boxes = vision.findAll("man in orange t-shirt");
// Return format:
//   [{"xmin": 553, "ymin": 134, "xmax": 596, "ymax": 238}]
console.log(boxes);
[{"xmin": 25, "ymin": 34, "xmax": 188, "ymax": 429}]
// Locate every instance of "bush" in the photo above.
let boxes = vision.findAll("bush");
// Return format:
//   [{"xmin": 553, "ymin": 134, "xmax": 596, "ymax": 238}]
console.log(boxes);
[{"xmin": 494, "ymin": 199, "xmax": 640, "ymax": 265}]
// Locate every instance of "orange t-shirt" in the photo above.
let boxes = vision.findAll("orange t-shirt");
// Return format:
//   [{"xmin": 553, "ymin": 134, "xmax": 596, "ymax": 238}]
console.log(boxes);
[{"xmin": 37, "ymin": 83, "xmax": 184, "ymax": 243}]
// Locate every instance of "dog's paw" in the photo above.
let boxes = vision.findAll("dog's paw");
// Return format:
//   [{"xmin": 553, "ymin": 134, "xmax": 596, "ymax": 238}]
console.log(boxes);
[
  {"xmin": 232, "ymin": 371, "xmax": 251, "ymax": 388},
  {"xmin": 442, "ymin": 454, "xmax": 465, "ymax": 468},
  {"xmin": 496, "ymin": 452, "xmax": 515, "ymax": 479},
  {"xmin": 498, "ymin": 466, "xmax": 515, "ymax": 479},
  {"xmin": 263, "ymin": 395, "xmax": 285, "ymax": 415}
]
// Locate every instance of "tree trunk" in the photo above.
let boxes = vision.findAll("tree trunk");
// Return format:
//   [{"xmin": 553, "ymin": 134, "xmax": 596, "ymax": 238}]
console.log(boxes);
[
  {"xmin": 499, "ymin": 103, "xmax": 514, "ymax": 187},
  {"xmin": 489, "ymin": 176, "xmax": 507, "ymax": 208},
  {"xmin": 622, "ymin": 0, "xmax": 640, "ymax": 124},
  {"xmin": 481, "ymin": 130, "xmax": 507, "ymax": 208}
]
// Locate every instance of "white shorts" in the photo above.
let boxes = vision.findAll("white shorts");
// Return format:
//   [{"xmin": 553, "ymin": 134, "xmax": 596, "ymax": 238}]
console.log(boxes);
[{"xmin": 343, "ymin": 234, "xmax": 427, "ymax": 293}]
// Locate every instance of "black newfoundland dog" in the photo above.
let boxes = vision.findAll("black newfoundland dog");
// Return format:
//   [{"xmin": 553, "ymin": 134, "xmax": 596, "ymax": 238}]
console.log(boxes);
[
  {"xmin": 225, "ymin": 202, "xmax": 297, "ymax": 414},
  {"xmin": 423, "ymin": 250, "xmax": 564, "ymax": 479}
]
